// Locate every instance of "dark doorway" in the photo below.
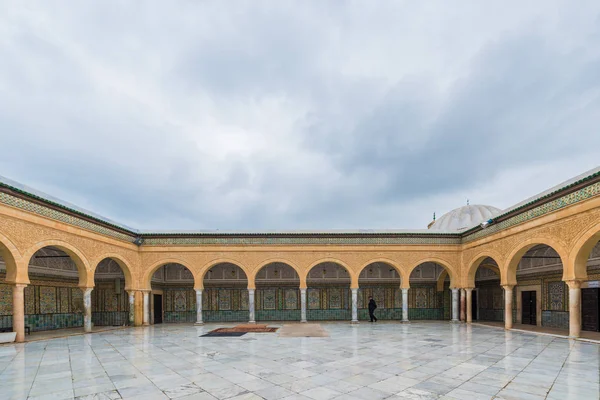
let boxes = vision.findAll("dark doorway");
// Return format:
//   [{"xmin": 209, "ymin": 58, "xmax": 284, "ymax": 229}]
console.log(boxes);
[
  {"xmin": 582, "ymin": 288, "xmax": 600, "ymax": 332},
  {"xmin": 153, "ymin": 294, "xmax": 163, "ymax": 324},
  {"xmin": 472, "ymin": 291, "xmax": 478, "ymax": 321},
  {"xmin": 521, "ymin": 291, "xmax": 536, "ymax": 325}
]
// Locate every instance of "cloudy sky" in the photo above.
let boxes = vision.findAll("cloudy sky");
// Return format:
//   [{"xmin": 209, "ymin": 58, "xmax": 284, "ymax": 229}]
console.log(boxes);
[{"xmin": 1, "ymin": 2, "xmax": 599, "ymax": 231}]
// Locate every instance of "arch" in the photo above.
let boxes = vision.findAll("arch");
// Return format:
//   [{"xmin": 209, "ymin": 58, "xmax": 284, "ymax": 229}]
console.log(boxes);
[
  {"xmin": 465, "ymin": 250, "xmax": 503, "ymax": 288},
  {"xmin": 0, "ymin": 232, "xmax": 23, "ymax": 284},
  {"xmin": 306, "ymin": 258, "xmax": 355, "ymax": 288},
  {"xmin": 407, "ymin": 257, "xmax": 458, "ymax": 288},
  {"xmin": 199, "ymin": 258, "xmax": 250, "ymax": 289},
  {"xmin": 252, "ymin": 259, "xmax": 304, "ymax": 288},
  {"xmin": 358, "ymin": 258, "xmax": 407, "ymax": 289},
  {"xmin": 503, "ymin": 237, "xmax": 569, "ymax": 286},
  {"xmin": 92, "ymin": 253, "xmax": 134, "ymax": 291},
  {"xmin": 24, "ymin": 240, "xmax": 91, "ymax": 287},
  {"xmin": 570, "ymin": 222, "xmax": 600, "ymax": 281},
  {"xmin": 436, "ymin": 270, "xmax": 448, "ymax": 292},
  {"xmin": 143, "ymin": 258, "xmax": 198, "ymax": 289}
]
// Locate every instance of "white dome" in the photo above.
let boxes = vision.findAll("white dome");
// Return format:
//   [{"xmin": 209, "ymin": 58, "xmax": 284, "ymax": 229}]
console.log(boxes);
[{"xmin": 430, "ymin": 204, "xmax": 501, "ymax": 231}]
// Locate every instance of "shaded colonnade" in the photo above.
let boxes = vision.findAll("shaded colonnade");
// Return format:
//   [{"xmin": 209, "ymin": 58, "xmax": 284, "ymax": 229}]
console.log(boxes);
[
  {"xmin": 92, "ymin": 258, "xmax": 130, "ymax": 327},
  {"xmin": 408, "ymin": 262, "xmax": 452, "ymax": 321},
  {"xmin": 357, "ymin": 262, "xmax": 402, "ymax": 320},
  {"xmin": 255, "ymin": 262, "xmax": 301, "ymax": 321},
  {"xmin": 472, "ymin": 258, "xmax": 502, "ymax": 322},
  {"xmin": 150, "ymin": 263, "xmax": 195, "ymax": 323},
  {"xmin": 202, "ymin": 263, "xmax": 249, "ymax": 323},
  {"xmin": 306, "ymin": 262, "xmax": 351, "ymax": 320}
]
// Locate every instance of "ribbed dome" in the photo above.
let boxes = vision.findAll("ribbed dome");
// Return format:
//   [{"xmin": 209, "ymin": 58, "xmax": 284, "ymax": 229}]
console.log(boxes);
[{"xmin": 430, "ymin": 205, "xmax": 501, "ymax": 231}]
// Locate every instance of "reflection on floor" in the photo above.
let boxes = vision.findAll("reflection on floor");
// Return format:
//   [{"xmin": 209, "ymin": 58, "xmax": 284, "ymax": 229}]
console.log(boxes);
[
  {"xmin": 24, "ymin": 326, "xmax": 127, "ymax": 342},
  {"xmin": 0, "ymin": 322, "xmax": 598, "ymax": 399},
  {"xmin": 475, "ymin": 321, "xmax": 600, "ymax": 343}
]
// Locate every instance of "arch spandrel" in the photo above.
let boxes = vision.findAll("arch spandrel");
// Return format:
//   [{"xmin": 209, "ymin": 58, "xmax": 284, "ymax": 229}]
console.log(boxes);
[
  {"xmin": 502, "ymin": 237, "xmax": 569, "ymax": 286},
  {"xmin": 92, "ymin": 253, "xmax": 135, "ymax": 291},
  {"xmin": 198, "ymin": 258, "xmax": 250, "ymax": 289},
  {"xmin": 357, "ymin": 258, "xmax": 407, "ymax": 289},
  {"xmin": 24, "ymin": 240, "xmax": 92, "ymax": 287},
  {"xmin": 252, "ymin": 259, "xmax": 304, "ymax": 288}
]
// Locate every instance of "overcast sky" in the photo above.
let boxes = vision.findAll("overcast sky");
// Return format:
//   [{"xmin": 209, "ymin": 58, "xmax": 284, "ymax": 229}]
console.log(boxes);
[{"xmin": 1, "ymin": 2, "xmax": 599, "ymax": 231}]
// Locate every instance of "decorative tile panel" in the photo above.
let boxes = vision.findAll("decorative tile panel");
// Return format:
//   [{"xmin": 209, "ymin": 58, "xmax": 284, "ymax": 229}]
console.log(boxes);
[
  {"xmin": 0, "ymin": 284, "xmax": 11, "ymax": 315},
  {"xmin": 548, "ymin": 281, "xmax": 565, "ymax": 310},
  {"xmin": 39, "ymin": 286, "xmax": 57, "ymax": 314}
]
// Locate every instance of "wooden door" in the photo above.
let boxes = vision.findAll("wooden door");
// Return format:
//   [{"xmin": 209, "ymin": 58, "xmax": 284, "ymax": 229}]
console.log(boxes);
[
  {"xmin": 153, "ymin": 294, "xmax": 163, "ymax": 324},
  {"xmin": 522, "ymin": 291, "xmax": 536, "ymax": 325},
  {"xmin": 582, "ymin": 288, "xmax": 599, "ymax": 332},
  {"xmin": 472, "ymin": 291, "xmax": 478, "ymax": 321}
]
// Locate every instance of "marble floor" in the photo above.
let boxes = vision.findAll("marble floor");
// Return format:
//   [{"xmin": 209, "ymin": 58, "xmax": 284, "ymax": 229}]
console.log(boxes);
[{"xmin": 0, "ymin": 321, "xmax": 598, "ymax": 400}]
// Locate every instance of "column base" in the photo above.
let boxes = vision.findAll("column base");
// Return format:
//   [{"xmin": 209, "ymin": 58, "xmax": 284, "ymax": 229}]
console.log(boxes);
[
  {"xmin": 194, "ymin": 322, "xmax": 204, "ymax": 326},
  {"xmin": 301, "ymin": 320, "xmax": 307, "ymax": 323},
  {"xmin": 143, "ymin": 323, "xmax": 150, "ymax": 326},
  {"xmin": 351, "ymin": 320, "xmax": 359, "ymax": 325},
  {"xmin": 450, "ymin": 320, "xmax": 460, "ymax": 324},
  {"xmin": 401, "ymin": 320, "xmax": 410, "ymax": 324},
  {"xmin": 248, "ymin": 321, "xmax": 256, "ymax": 324}
]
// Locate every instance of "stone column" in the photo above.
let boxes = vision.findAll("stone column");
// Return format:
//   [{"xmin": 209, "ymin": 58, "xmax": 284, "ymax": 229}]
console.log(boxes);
[
  {"xmin": 82, "ymin": 287, "xmax": 93, "ymax": 332},
  {"xmin": 195, "ymin": 289, "xmax": 203, "ymax": 325},
  {"xmin": 465, "ymin": 288, "xmax": 473, "ymax": 323},
  {"xmin": 351, "ymin": 288, "xmax": 358, "ymax": 324},
  {"xmin": 128, "ymin": 291, "xmax": 135, "ymax": 326},
  {"xmin": 460, "ymin": 289, "xmax": 466, "ymax": 322},
  {"xmin": 451, "ymin": 288, "xmax": 459, "ymax": 322},
  {"xmin": 567, "ymin": 280, "xmax": 582, "ymax": 338},
  {"xmin": 143, "ymin": 291, "xmax": 150, "ymax": 326},
  {"xmin": 300, "ymin": 288, "xmax": 307, "ymax": 323},
  {"xmin": 503, "ymin": 285, "xmax": 514, "ymax": 330},
  {"xmin": 12, "ymin": 284, "xmax": 26, "ymax": 343},
  {"xmin": 248, "ymin": 289, "xmax": 255, "ymax": 324},
  {"xmin": 401, "ymin": 288, "xmax": 409, "ymax": 323}
]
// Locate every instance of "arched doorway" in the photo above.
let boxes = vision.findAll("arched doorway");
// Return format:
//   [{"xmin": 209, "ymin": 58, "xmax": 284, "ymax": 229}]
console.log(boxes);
[
  {"xmin": 472, "ymin": 258, "xmax": 502, "ymax": 322},
  {"xmin": 151, "ymin": 263, "xmax": 195, "ymax": 323},
  {"xmin": 409, "ymin": 262, "xmax": 452, "ymax": 320},
  {"xmin": 306, "ymin": 262, "xmax": 351, "ymax": 320},
  {"xmin": 357, "ymin": 262, "xmax": 402, "ymax": 320},
  {"xmin": 92, "ymin": 258, "xmax": 130, "ymax": 327},
  {"xmin": 203, "ymin": 263, "xmax": 248, "ymax": 322},
  {"xmin": 577, "ymin": 239, "xmax": 600, "ymax": 332},
  {"xmin": 0, "ymin": 243, "xmax": 18, "ymax": 333},
  {"xmin": 508, "ymin": 244, "xmax": 566, "ymax": 329},
  {"xmin": 255, "ymin": 262, "xmax": 300, "ymax": 321},
  {"xmin": 23, "ymin": 246, "xmax": 86, "ymax": 332}
]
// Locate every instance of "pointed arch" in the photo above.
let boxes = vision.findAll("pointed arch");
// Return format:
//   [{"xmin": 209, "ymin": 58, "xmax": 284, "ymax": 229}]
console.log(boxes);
[{"xmin": 24, "ymin": 240, "xmax": 91, "ymax": 287}]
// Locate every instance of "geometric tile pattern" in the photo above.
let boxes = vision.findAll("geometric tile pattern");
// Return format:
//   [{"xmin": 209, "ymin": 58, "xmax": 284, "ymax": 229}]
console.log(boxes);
[{"xmin": 3, "ymin": 322, "xmax": 597, "ymax": 400}]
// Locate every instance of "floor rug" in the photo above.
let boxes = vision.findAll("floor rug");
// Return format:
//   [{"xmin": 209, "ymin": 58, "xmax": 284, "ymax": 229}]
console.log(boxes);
[{"xmin": 201, "ymin": 331, "xmax": 246, "ymax": 337}]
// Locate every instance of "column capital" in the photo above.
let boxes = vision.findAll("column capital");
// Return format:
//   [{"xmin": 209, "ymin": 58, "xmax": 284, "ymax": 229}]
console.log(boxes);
[
  {"xmin": 194, "ymin": 288, "xmax": 203, "ymax": 293},
  {"xmin": 464, "ymin": 287, "xmax": 474, "ymax": 292},
  {"xmin": 80, "ymin": 287, "xmax": 94, "ymax": 294},
  {"xmin": 11, "ymin": 283, "xmax": 28, "ymax": 289},
  {"xmin": 501, "ymin": 285, "xmax": 515, "ymax": 291},
  {"xmin": 565, "ymin": 280, "xmax": 582, "ymax": 289}
]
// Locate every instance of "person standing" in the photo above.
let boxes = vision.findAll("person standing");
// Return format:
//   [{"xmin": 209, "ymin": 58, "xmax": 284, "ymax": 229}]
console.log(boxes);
[{"xmin": 368, "ymin": 296, "xmax": 378, "ymax": 322}]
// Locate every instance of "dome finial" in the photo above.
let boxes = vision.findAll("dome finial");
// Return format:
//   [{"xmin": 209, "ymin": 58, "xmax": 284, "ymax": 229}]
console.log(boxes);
[
  {"xmin": 467, "ymin": 199, "xmax": 470, "ymax": 206},
  {"xmin": 433, "ymin": 212, "xmax": 436, "ymax": 221}
]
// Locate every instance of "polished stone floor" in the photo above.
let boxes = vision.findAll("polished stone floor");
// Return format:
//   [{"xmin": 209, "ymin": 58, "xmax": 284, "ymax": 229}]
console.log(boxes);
[{"xmin": 0, "ymin": 322, "xmax": 598, "ymax": 400}]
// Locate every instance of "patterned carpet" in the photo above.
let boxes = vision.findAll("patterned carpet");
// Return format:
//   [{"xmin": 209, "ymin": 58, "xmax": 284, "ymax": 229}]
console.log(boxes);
[{"xmin": 210, "ymin": 324, "xmax": 278, "ymax": 333}]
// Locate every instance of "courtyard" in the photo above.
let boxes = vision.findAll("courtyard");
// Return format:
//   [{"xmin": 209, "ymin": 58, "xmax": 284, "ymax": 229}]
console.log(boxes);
[{"xmin": 0, "ymin": 322, "xmax": 598, "ymax": 400}]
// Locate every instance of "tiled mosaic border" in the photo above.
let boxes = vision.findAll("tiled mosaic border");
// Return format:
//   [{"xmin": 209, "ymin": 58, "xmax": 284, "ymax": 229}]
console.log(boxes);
[
  {"xmin": 463, "ymin": 181, "xmax": 600, "ymax": 243},
  {"xmin": 1, "ymin": 177, "xmax": 599, "ymax": 246},
  {"xmin": 0, "ymin": 192, "xmax": 137, "ymax": 243}
]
